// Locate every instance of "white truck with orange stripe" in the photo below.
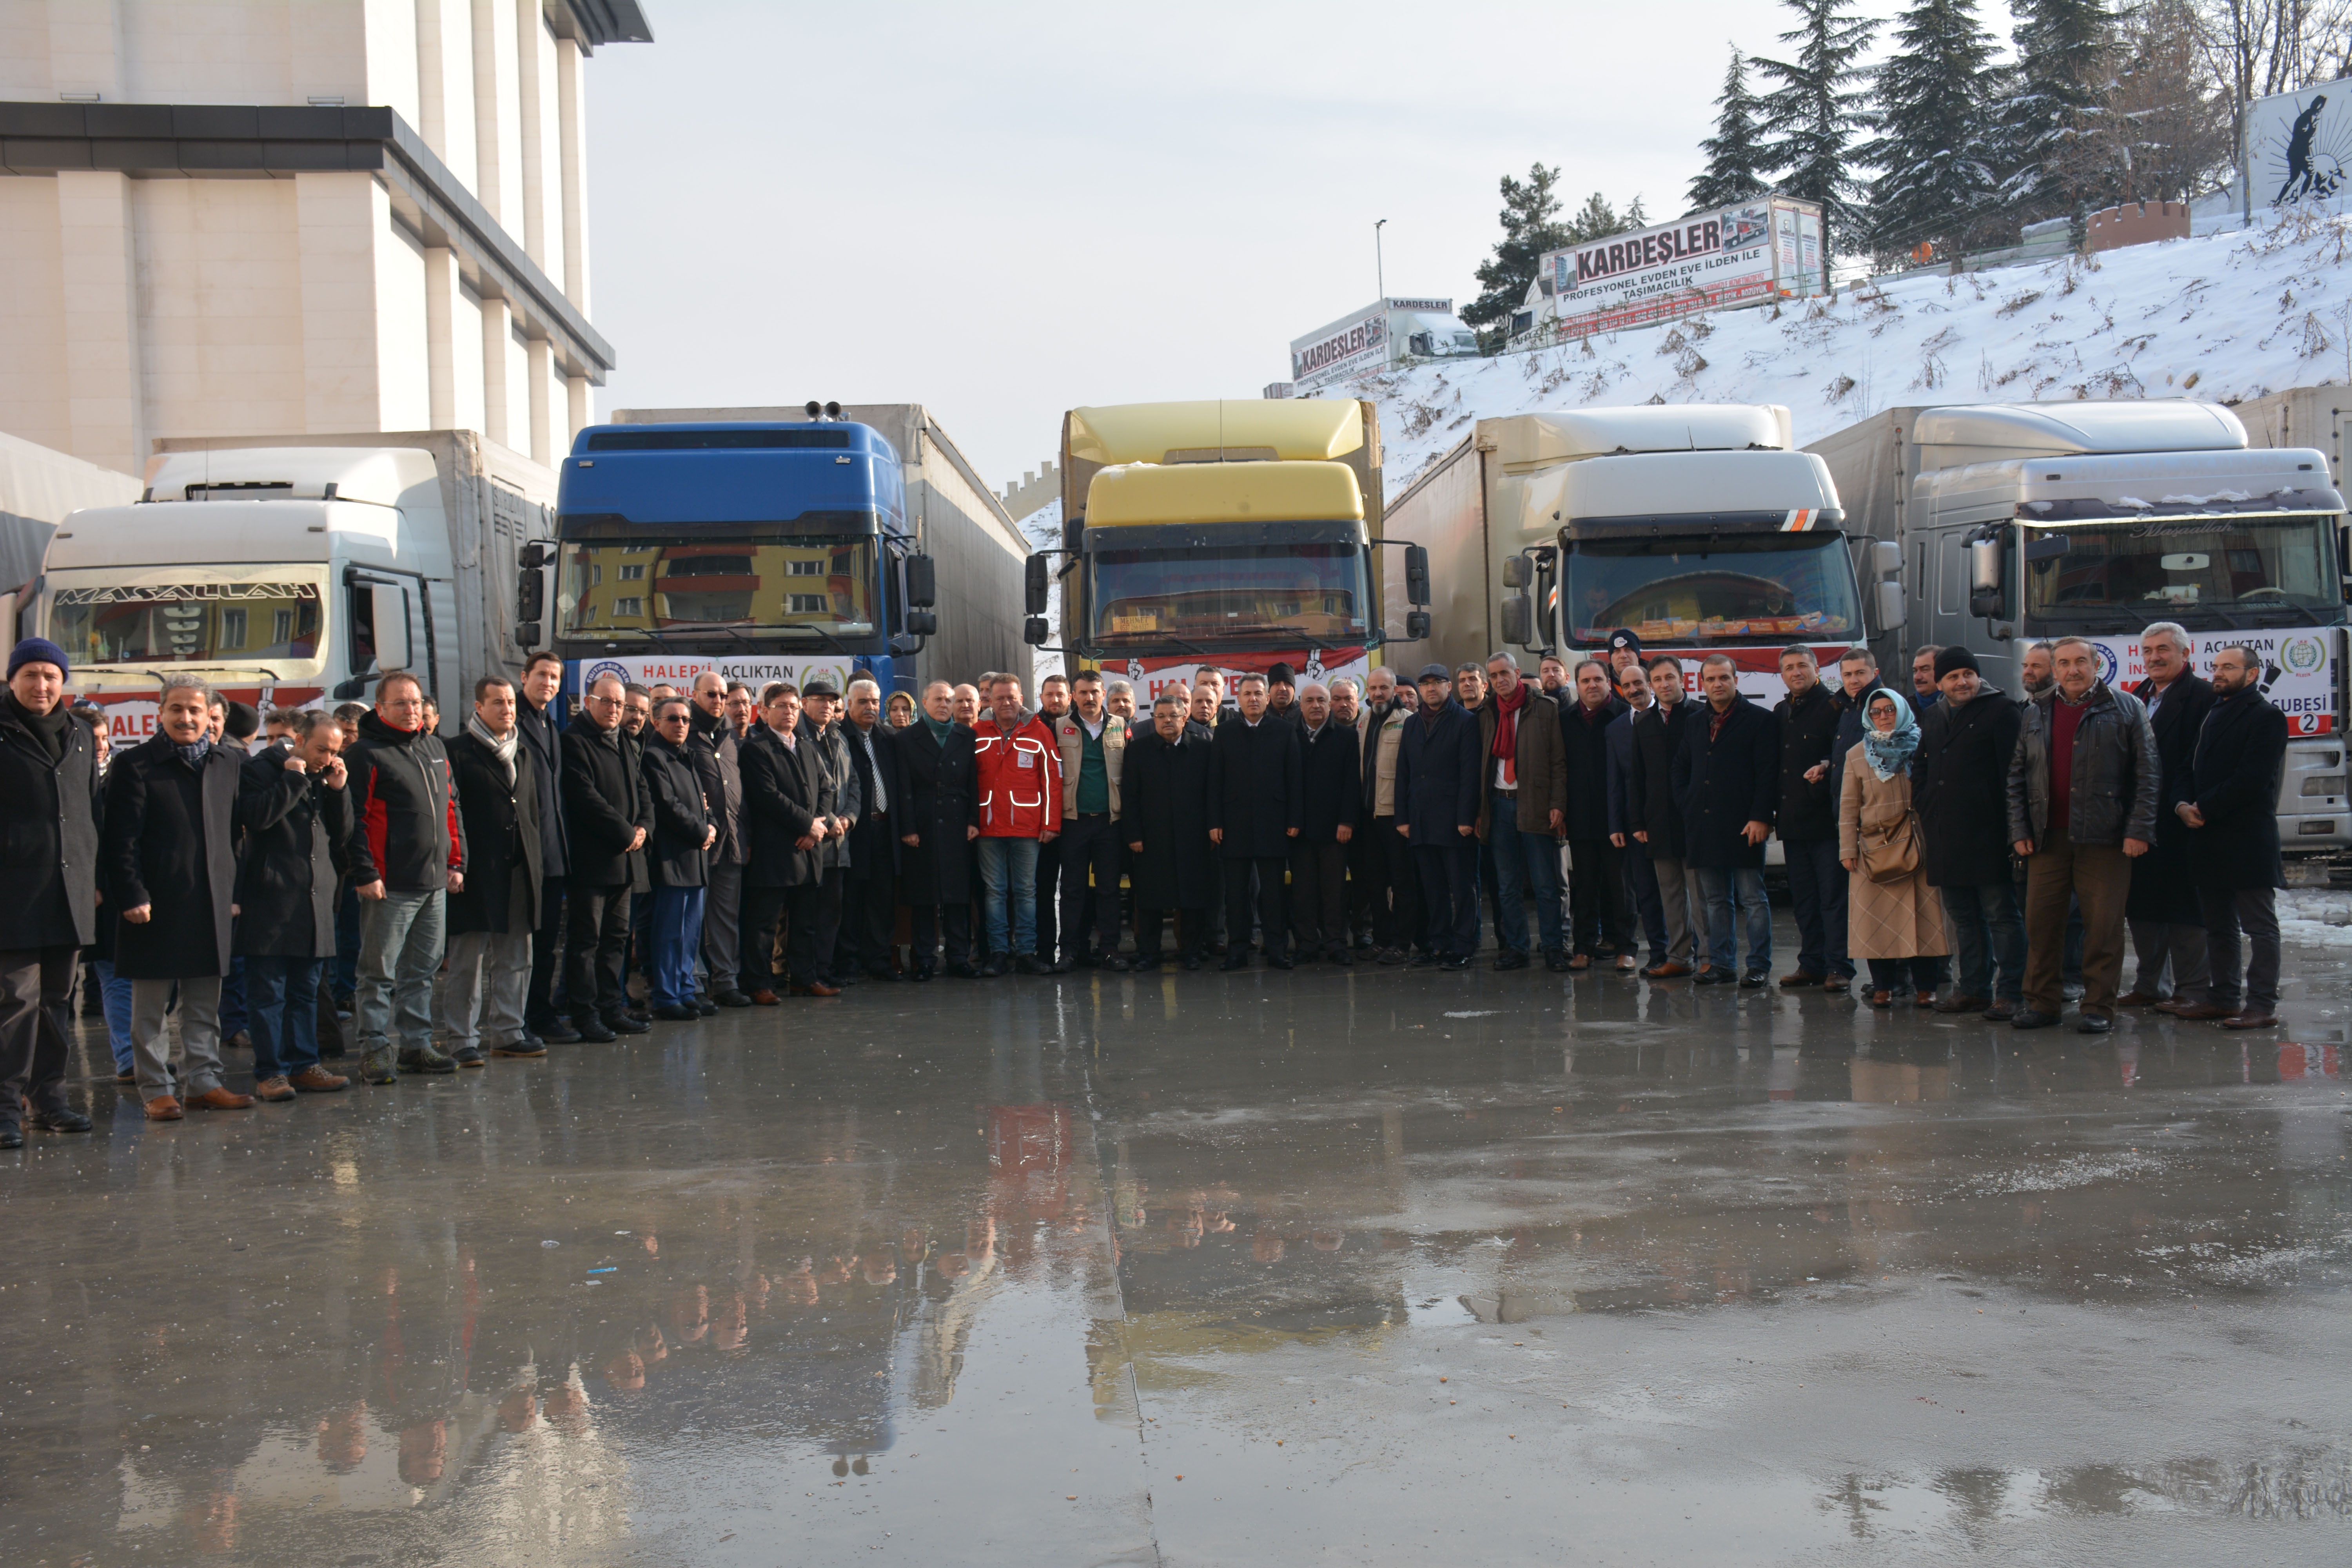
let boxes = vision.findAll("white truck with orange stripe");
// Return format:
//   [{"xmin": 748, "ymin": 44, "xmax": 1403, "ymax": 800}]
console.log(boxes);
[{"xmin": 1385, "ymin": 403, "xmax": 1893, "ymax": 699}]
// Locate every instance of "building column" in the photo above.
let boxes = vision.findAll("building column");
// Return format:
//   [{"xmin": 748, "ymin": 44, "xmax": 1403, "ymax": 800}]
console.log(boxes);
[
  {"xmin": 296, "ymin": 171, "xmax": 388, "ymax": 433},
  {"xmin": 567, "ymin": 373, "xmax": 590, "ymax": 446},
  {"xmin": 480, "ymin": 294, "xmax": 513, "ymax": 446},
  {"xmin": 54, "ymin": 170, "xmax": 145, "ymax": 475},
  {"xmin": 525, "ymin": 334, "xmax": 554, "ymax": 464},
  {"xmin": 556, "ymin": 34, "xmax": 589, "ymax": 311},
  {"xmin": 423, "ymin": 245, "xmax": 461, "ymax": 428}
]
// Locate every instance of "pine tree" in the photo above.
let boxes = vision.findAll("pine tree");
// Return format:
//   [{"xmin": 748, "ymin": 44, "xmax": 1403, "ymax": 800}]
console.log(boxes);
[
  {"xmin": 1862, "ymin": 0, "xmax": 1999, "ymax": 259},
  {"xmin": 1566, "ymin": 191, "xmax": 1622, "ymax": 243},
  {"xmin": 1755, "ymin": 0, "xmax": 1881, "ymax": 277},
  {"xmin": 1462, "ymin": 162, "xmax": 1571, "ymax": 339},
  {"xmin": 1995, "ymin": 0, "xmax": 2122, "ymax": 224},
  {"xmin": 1689, "ymin": 47, "xmax": 1774, "ymax": 211}
]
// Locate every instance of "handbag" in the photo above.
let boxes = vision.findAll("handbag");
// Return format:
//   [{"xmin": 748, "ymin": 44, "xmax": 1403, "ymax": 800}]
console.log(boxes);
[{"xmin": 1859, "ymin": 805, "xmax": 1920, "ymax": 883}]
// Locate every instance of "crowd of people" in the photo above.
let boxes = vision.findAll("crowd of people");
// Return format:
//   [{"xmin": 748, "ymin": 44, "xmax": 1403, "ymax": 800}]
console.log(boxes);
[{"xmin": 0, "ymin": 617, "xmax": 2295, "ymax": 1141}]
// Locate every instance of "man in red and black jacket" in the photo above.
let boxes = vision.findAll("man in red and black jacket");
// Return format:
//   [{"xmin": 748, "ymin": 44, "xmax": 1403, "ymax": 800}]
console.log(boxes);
[
  {"xmin": 971, "ymin": 673, "xmax": 1060, "ymax": 976},
  {"xmin": 343, "ymin": 670, "xmax": 467, "ymax": 1085}
]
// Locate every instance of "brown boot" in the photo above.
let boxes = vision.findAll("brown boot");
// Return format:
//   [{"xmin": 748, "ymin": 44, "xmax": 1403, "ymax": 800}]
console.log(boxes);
[
  {"xmin": 290, "ymin": 1066, "xmax": 349, "ymax": 1093},
  {"xmin": 144, "ymin": 1095, "xmax": 183, "ymax": 1121},
  {"xmin": 2222, "ymin": 1009, "xmax": 2280, "ymax": 1030},
  {"xmin": 2169, "ymin": 1002, "xmax": 2236, "ymax": 1021},
  {"xmin": 253, "ymin": 1076, "xmax": 297, "ymax": 1103},
  {"xmin": 187, "ymin": 1086, "xmax": 255, "ymax": 1111}
]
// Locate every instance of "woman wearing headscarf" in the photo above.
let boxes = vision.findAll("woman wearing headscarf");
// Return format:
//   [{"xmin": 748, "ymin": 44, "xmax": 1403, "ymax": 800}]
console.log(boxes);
[{"xmin": 1840, "ymin": 687, "xmax": 1950, "ymax": 1008}]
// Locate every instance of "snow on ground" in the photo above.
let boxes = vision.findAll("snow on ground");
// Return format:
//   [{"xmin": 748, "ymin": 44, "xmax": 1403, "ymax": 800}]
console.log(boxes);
[{"xmin": 1343, "ymin": 212, "xmax": 2352, "ymax": 492}]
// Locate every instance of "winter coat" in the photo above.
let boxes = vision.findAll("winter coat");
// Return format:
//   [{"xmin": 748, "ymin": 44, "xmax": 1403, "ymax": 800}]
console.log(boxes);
[
  {"xmin": 1475, "ymin": 688, "xmax": 1566, "ymax": 837},
  {"xmin": 444, "ymin": 731, "xmax": 542, "ymax": 936},
  {"xmin": 2185, "ymin": 686, "xmax": 2287, "ymax": 890},
  {"xmin": 0, "ymin": 694, "xmax": 101, "ymax": 949},
  {"xmin": 1911, "ymin": 685, "xmax": 2022, "ymax": 888},
  {"xmin": 343, "ymin": 710, "xmax": 466, "ymax": 893},
  {"xmin": 1118, "ymin": 722, "xmax": 1217, "ymax": 908},
  {"xmin": 100, "ymin": 735, "xmax": 242, "ymax": 979},
  {"xmin": 1207, "ymin": 715, "xmax": 1303, "ymax": 859},
  {"xmin": 800, "ymin": 719, "xmax": 859, "ymax": 872},
  {"xmin": 1670, "ymin": 697, "xmax": 1779, "ymax": 870},
  {"xmin": 1829, "ymin": 687, "xmax": 1869, "ymax": 782},
  {"xmin": 1558, "ymin": 694, "xmax": 1628, "ymax": 841},
  {"xmin": 232, "ymin": 748, "xmax": 354, "ymax": 957},
  {"xmin": 561, "ymin": 719, "xmax": 653, "ymax": 891},
  {"xmin": 1603, "ymin": 705, "xmax": 1639, "ymax": 841},
  {"xmin": 687, "ymin": 706, "xmax": 746, "ymax": 866},
  {"xmin": 838, "ymin": 719, "xmax": 902, "ymax": 882},
  {"xmin": 739, "ymin": 723, "xmax": 825, "ymax": 890},
  {"xmin": 1838, "ymin": 746, "xmax": 1949, "ymax": 961},
  {"xmin": 1055, "ymin": 712, "xmax": 1129, "ymax": 816},
  {"xmin": 1774, "ymin": 681, "xmax": 1842, "ymax": 842},
  {"xmin": 1296, "ymin": 719, "xmax": 1362, "ymax": 843},
  {"xmin": 2005, "ymin": 682, "xmax": 2160, "ymax": 849},
  {"xmin": 2127, "ymin": 671, "xmax": 2218, "ymax": 923},
  {"xmin": 894, "ymin": 721, "xmax": 977, "ymax": 904},
  {"xmin": 1393, "ymin": 699, "xmax": 1483, "ymax": 847},
  {"xmin": 1624, "ymin": 698, "xmax": 1697, "ymax": 862},
  {"xmin": 973, "ymin": 708, "xmax": 1061, "ymax": 838},
  {"xmin": 1363, "ymin": 702, "xmax": 1410, "ymax": 818},
  {"xmin": 517, "ymin": 694, "xmax": 568, "ymax": 877},
  {"xmin": 640, "ymin": 732, "xmax": 710, "ymax": 889}
]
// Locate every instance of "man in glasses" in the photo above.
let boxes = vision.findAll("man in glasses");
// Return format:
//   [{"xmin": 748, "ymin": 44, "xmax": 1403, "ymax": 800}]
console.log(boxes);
[{"xmin": 561, "ymin": 673, "xmax": 652, "ymax": 1040}]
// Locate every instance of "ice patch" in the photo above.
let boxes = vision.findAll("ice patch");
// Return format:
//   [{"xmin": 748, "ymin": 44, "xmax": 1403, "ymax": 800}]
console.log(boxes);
[
  {"xmin": 1443, "ymin": 1010, "xmax": 1501, "ymax": 1018},
  {"xmin": 1964, "ymin": 1151, "xmax": 2163, "ymax": 1195}
]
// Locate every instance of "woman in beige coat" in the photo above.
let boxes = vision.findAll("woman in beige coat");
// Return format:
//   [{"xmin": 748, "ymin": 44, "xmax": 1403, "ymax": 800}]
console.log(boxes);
[{"xmin": 1840, "ymin": 688, "xmax": 1950, "ymax": 1008}]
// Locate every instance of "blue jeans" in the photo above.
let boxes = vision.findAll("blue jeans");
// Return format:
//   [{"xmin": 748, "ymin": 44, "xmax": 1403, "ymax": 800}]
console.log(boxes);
[
  {"xmin": 648, "ymin": 886, "xmax": 706, "ymax": 1009},
  {"xmin": 1486, "ymin": 795, "xmax": 1564, "ymax": 953},
  {"xmin": 356, "ymin": 889, "xmax": 445, "ymax": 1056},
  {"xmin": 92, "ymin": 957, "xmax": 134, "ymax": 1073},
  {"xmin": 1782, "ymin": 837, "xmax": 1852, "ymax": 978},
  {"xmin": 246, "ymin": 956, "xmax": 323, "ymax": 1077},
  {"xmin": 1942, "ymin": 882, "xmax": 2025, "ymax": 1004},
  {"xmin": 1697, "ymin": 866, "xmax": 1772, "ymax": 974},
  {"xmin": 976, "ymin": 837, "xmax": 1040, "ymax": 958}
]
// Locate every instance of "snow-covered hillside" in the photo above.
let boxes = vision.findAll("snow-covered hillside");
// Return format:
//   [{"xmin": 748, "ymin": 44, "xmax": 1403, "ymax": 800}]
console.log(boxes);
[{"xmin": 1352, "ymin": 212, "xmax": 2352, "ymax": 491}]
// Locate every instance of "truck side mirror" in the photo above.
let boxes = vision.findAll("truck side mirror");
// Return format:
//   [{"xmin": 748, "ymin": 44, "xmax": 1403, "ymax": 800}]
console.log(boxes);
[
  {"xmin": 889, "ymin": 632, "xmax": 923, "ymax": 656},
  {"xmin": 519, "ymin": 542, "xmax": 549, "ymax": 572},
  {"xmin": 1403, "ymin": 544, "xmax": 1430, "ymax": 606},
  {"xmin": 1404, "ymin": 609, "xmax": 1431, "ymax": 641},
  {"xmin": 905, "ymin": 553, "xmax": 937, "ymax": 608},
  {"xmin": 1967, "ymin": 535, "xmax": 2003, "ymax": 594},
  {"xmin": 1023, "ymin": 615, "xmax": 1050, "ymax": 647},
  {"xmin": 1024, "ymin": 553, "xmax": 1051, "ymax": 616},
  {"xmin": 516, "ymin": 566, "xmax": 544, "ymax": 624},
  {"xmin": 1500, "ymin": 594, "xmax": 1532, "ymax": 646},
  {"xmin": 1875, "ymin": 579, "xmax": 1907, "ymax": 633},
  {"xmin": 514, "ymin": 621, "xmax": 542, "ymax": 649},
  {"xmin": 1500, "ymin": 555, "xmax": 1528, "ymax": 589},
  {"xmin": 1872, "ymin": 539, "xmax": 1902, "ymax": 577},
  {"xmin": 904, "ymin": 609, "xmax": 937, "ymax": 636}
]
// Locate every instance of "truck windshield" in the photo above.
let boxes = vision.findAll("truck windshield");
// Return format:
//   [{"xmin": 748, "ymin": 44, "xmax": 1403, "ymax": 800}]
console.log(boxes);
[
  {"xmin": 2021, "ymin": 514, "xmax": 2339, "ymax": 618},
  {"xmin": 558, "ymin": 537, "xmax": 877, "ymax": 639},
  {"xmin": 48, "ymin": 576, "xmax": 322, "ymax": 666},
  {"xmin": 1088, "ymin": 543, "xmax": 1370, "ymax": 645},
  {"xmin": 1562, "ymin": 532, "xmax": 1862, "ymax": 642}
]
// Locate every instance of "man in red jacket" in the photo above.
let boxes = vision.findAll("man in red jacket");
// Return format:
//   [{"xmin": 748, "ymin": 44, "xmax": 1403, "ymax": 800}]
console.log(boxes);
[
  {"xmin": 344, "ymin": 671, "xmax": 467, "ymax": 1083},
  {"xmin": 971, "ymin": 673, "xmax": 1060, "ymax": 976}
]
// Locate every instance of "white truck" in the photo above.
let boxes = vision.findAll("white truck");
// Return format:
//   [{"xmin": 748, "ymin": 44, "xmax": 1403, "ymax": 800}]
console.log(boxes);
[
  {"xmin": 1385, "ymin": 403, "xmax": 1896, "ymax": 699},
  {"xmin": 1285, "ymin": 297, "xmax": 1481, "ymax": 395},
  {"xmin": 42, "ymin": 430, "xmax": 557, "ymax": 742},
  {"xmin": 1806, "ymin": 399, "xmax": 2350, "ymax": 849}
]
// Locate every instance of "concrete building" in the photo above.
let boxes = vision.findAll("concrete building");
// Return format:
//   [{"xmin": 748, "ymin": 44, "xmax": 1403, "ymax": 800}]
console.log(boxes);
[{"xmin": 0, "ymin": 0, "xmax": 650, "ymax": 478}]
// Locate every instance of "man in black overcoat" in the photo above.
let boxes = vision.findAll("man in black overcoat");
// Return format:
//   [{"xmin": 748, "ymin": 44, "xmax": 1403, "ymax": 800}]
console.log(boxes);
[
  {"xmin": 1207, "ymin": 673, "xmax": 1303, "ymax": 969},
  {"xmin": 1121, "ymin": 692, "xmax": 1216, "ymax": 968},
  {"xmin": 2178, "ymin": 644, "xmax": 2289, "ymax": 1029},
  {"xmin": 894, "ymin": 680, "xmax": 978, "ymax": 979}
]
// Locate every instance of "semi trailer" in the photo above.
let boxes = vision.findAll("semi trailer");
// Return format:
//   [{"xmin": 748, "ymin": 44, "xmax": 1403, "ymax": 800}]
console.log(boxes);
[
  {"xmin": 44, "ymin": 430, "xmax": 557, "ymax": 741},
  {"xmin": 1029, "ymin": 398, "xmax": 1431, "ymax": 704},
  {"xmin": 583, "ymin": 403, "xmax": 1029, "ymax": 700},
  {"xmin": 1806, "ymin": 399, "xmax": 2350, "ymax": 849},
  {"xmin": 1384, "ymin": 403, "xmax": 1894, "ymax": 698}
]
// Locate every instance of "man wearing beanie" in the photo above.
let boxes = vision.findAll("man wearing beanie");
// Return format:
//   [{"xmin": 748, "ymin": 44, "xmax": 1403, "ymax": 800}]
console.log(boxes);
[
  {"xmin": 1914, "ymin": 645, "xmax": 2021, "ymax": 1015},
  {"xmin": 0, "ymin": 638, "xmax": 101, "ymax": 1145},
  {"xmin": 1265, "ymin": 662, "xmax": 1301, "ymax": 728}
]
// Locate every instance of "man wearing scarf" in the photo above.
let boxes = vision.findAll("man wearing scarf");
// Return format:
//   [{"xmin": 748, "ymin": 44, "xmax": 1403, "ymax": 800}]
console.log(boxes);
[
  {"xmin": 443, "ymin": 675, "xmax": 543, "ymax": 1063},
  {"xmin": 1478, "ymin": 652, "xmax": 1566, "ymax": 971}
]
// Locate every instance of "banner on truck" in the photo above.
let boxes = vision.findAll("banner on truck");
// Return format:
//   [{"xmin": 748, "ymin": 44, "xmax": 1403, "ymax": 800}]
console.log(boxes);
[
  {"xmin": 1290, "ymin": 309, "xmax": 1388, "ymax": 393},
  {"xmin": 1095, "ymin": 649, "xmax": 1372, "ymax": 708},
  {"xmin": 573, "ymin": 654, "xmax": 857, "ymax": 695},
  {"xmin": 2076, "ymin": 630, "xmax": 2338, "ymax": 737},
  {"xmin": 1538, "ymin": 197, "xmax": 1816, "ymax": 341}
]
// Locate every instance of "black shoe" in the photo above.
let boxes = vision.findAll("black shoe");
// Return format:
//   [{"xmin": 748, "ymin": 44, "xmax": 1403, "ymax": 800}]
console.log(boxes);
[
  {"xmin": 2075, "ymin": 1013, "xmax": 2113, "ymax": 1034},
  {"xmin": 573, "ymin": 1014, "xmax": 618, "ymax": 1042},
  {"xmin": 605, "ymin": 1011, "xmax": 651, "ymax": 1035},
  {"xmin": 651, "ymin": 1004, "xmax": 699, "ymax": 1022},
  {"xmin": 1542, "ymin": 949, "xmax": 1570, "ymax": 973},
  {"xmin": 1270, "ymin": 953, "xmax": 1295, "ymax": 970},
  {"xmin": 909, "ymin": 965, "xmax": 935, "ymax": 982},
  {"xmin": 1328, "ymin": 949, "xmax": 1354, "ymax": 967},
  {"xmin": 1695, "ymin": 969, "xmax": 1736, "ymax": 986},
  {"xmin": 1408, "ymin": 950, "xmax": 1439, "ymax": 968},
  {"xmin": 1049, "ymin": 956, "xmax": 1078, "ymax": 974},
  {"xmin": 865, "ymin": 968, "xmax": 900, "ymax": 984},
  {"xmin": 397, "ymin": 1046, "xmax": 458, "ymax": 1075},
  {"xmin": 713, "ymin": 990, "xmax": 753, "ymax": 1008},
  {"xmin": 0, "ymin": 1123, "xmax": 20, "ymax": 1150},
  {"xmin": 1183, "ymin": 954, "xmax": 1204, "ymax": 971},
  {"xmin": 831, "ymin": 971, "xmax": 861, "ymax": 987},
  {"xmin": 537, "ymin": 1017, "xmax": 583, "ymax": 1044},
  {"xmin": 1014, "ymin": 955, "xmax": 1043, "ymax": 976},
  {"xmin": 1741, "ymin": 969, "xmax": 1769, "ymax": 988},
  {"xmin": 2009, "ymin": 1009, "xmax": 2060, "ymax": 1030},
  {"xmin": 25, "ymin": 1105, "xmax": 92, "ymax": 1133},
  {"xmin": 1221, "ymin": 953, "xmax": 1249, "ymax": 971},
  {"xmin": 949, "ymin": 961, "xmax": 983, "ymax": 979},
  {"xmin": 1493, "ymin": 949, "xmax": 1530, "ymax": 971},
  {"xmin": 1441, "ymin": 954, "xmax": 1472, "ymax": 970},
  {"xmin": 625, "ymin": 1005, "xmax": 653, "ymax": 1023},
  {"xmin": 694, "ymin": 997, "xmax": 720, "ymax": 1016},
  {"xmin": 979, "ymin": 955, "xmax": 1005, "ymax": 978}
]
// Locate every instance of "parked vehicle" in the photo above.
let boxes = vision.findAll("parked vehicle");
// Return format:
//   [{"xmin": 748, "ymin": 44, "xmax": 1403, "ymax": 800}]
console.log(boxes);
[{"xmin": 1808, "ymin": 398, "xmax": 2349, "ymax": 849}]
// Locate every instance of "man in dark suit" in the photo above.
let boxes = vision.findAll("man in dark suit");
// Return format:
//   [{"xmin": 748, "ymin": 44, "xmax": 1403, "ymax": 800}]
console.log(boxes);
[
  {"xmin": 837, "ymin": 677, "xmax": 904, "ymax": 982},
  {"xmin": 895, "ymin": 680, "xmax": 979, "ymax": 979},
  {"xmin": 2177, "ymin": 644, "xmax": 2289, "ymax": 1029},
  {"xmin": 442, "ymin": 675, "xmax": 543, "ymax": 1062},
  {"xmin": 560, "ymin": 672, "xmax": 652, "ymax": 1039},
  {"xmin": 688, "ymin": 669, "xmax": 750, "ymax": 1006},
  {"xmin": 1671, "ymin": 653, "xmax": 1780, "ymax": 985},
  {"xmin": 737, "ymin": 682, "xmax": 835, "ymax": 998},
  {"xmin": 1290, "ymin": 682, "xmax": 1361, "ymax": 964},
  {"xmin": 1394, "ymin": 662, "xmax": 1484, "ymax": 969},
  {"xmin": 1122, "ymin": 692, "xmax": 1217, "ymax": 968},
  {"xmin": 2122, "ymin": 621, "xmax": 2217, "ymax": 1012},
  {"xmin": 1208, "ymin": 672, "xmax": 1303, "ymax": 969},
  {"xmin": 516, "ymin": 651, "xmax": 575, "ymax": 1042}
]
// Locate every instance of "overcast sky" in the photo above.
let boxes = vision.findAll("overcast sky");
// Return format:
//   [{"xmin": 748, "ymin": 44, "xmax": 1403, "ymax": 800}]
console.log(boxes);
[{"xmin": 586, "ymin": 1, "xmax": 2020, "ymax": 491}]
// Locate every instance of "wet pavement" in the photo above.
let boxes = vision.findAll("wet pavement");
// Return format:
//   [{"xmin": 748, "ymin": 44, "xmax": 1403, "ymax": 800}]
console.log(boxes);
[{"xmin": 4, "ymin": 909, "xmax": 2351, "ymax": 1566}]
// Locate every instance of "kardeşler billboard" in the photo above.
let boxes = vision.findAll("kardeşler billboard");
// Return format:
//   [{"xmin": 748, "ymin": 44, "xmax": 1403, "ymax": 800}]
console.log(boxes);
[
  {"xmin": 2248, "ymin": 76, "xmax": 2352, "ymax": 214},
  {"xmin": 1537, "ymin": 196, "xmax": 1819, "ymax": 340},
  {"xmin": 1290, "ymin": 308, "xmax": 1389, "ymax": 392}
]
